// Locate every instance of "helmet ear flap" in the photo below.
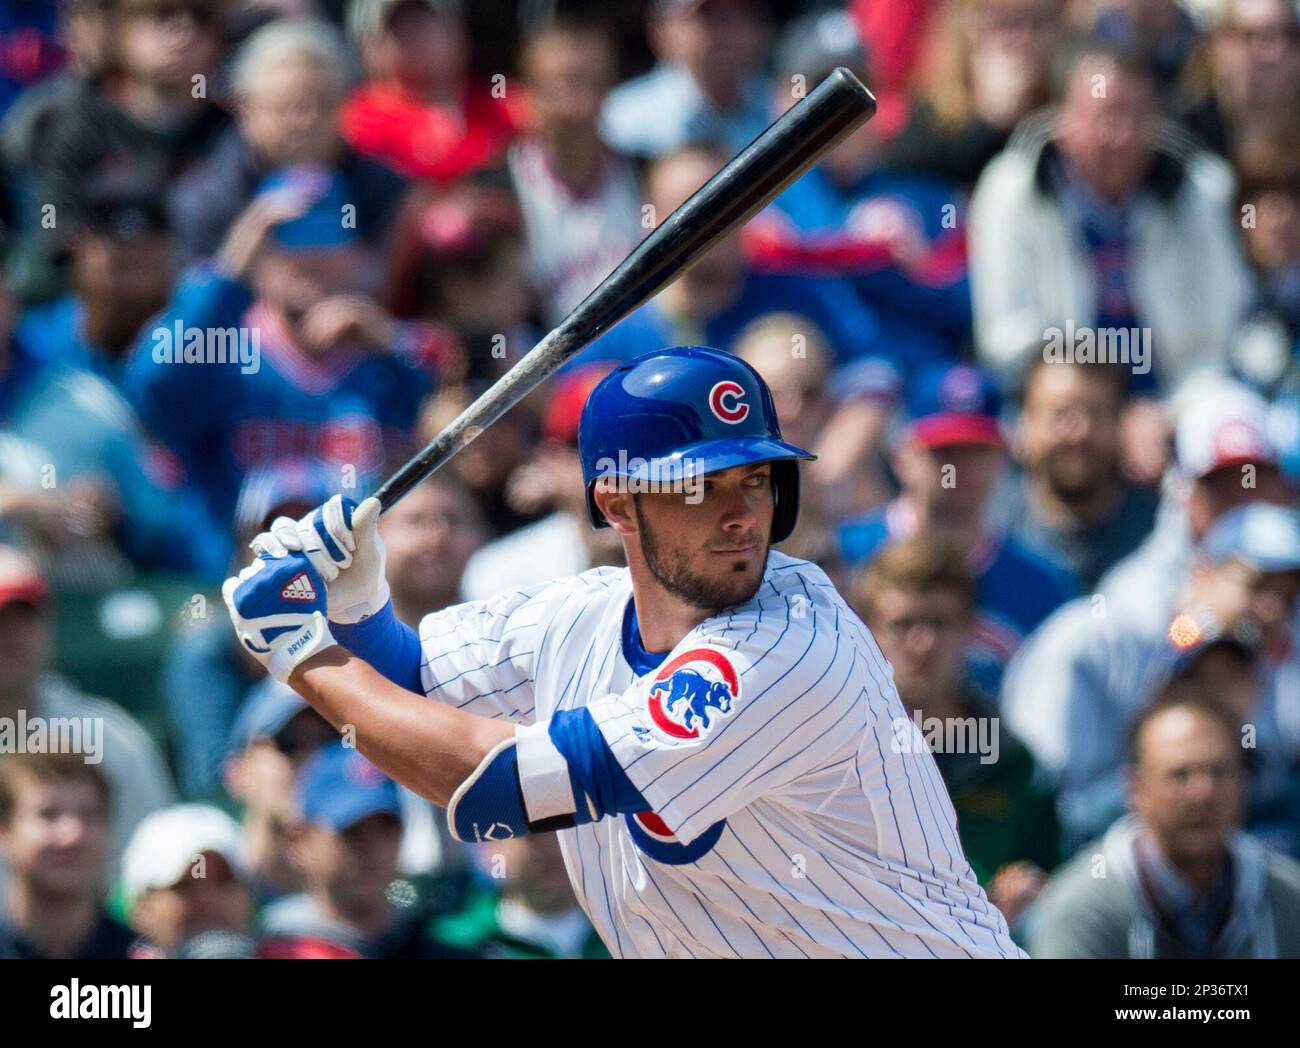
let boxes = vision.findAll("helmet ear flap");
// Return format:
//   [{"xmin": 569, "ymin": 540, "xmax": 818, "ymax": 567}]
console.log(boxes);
[{"xmin": 770, "ymin": 459, "xmax": 801, "ymax": 544}]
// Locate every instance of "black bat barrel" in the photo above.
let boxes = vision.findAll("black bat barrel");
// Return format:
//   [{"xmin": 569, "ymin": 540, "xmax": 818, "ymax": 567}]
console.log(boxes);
[{"xmin": 374, "ymin": 68, "xmax": 876, "ymax": 510}]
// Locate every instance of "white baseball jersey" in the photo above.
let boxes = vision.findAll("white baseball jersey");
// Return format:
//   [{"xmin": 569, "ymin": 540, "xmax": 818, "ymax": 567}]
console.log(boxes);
[{"xmin": 416, "ymin": 552, "xmax": 1024, "ymax": 958}]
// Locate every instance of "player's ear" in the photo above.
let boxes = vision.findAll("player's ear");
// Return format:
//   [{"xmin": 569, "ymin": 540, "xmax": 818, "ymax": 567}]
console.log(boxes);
[{"xmin": 593, "ymin": 479, "xmax": 637, "ymax": 535}]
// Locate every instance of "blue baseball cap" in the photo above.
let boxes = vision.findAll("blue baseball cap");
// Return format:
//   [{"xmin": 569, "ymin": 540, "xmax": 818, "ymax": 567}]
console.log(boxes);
[
  {"xmin": 298, "ymin": 743, "xmax": 403, "ymax": 832},
  {"xmin": 903, "ymin": 363, "xmax": 1004, "ymax": 448},
  {"xmin": 257, "ymin": 166, "xmax": 359, "ymax": 252},
  {"xmin": 1200, "ymin": 503, "xmax": 1300, "ymax": 573},
  {"xmin": 228, "ymin": 679, "xmax": 311, "ymax": 752}
]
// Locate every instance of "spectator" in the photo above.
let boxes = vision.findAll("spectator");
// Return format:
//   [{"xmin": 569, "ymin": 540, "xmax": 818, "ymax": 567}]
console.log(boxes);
[
  {"xmin": 170, "ymin": 15, "xmax": 409, "ymax": 268},
  {"xmin": 1003, "ymin": 502, "xmax": 1300, "ymax": 852},
  {"xmin": 162, "ymin": 459, "xmax": 342, "ymax": 800},
  {"xmin": 382, "ymin": 185, "xmax": 529, "ymax": 381},
  {"xmin": 431, "ymin": 835, "xmax": 606, "ymax": 958},
  {"xmin": 223, "ymin": 681, "xmax": 337, "ymax": 900},
  {"xmin": 838, "ymin": 363, "xmax": 1077, "ymax": 700},
  {"xmin": 1, "ymin": 0, "xmax": 114, "ymax": 300},
  {"xmin": 968, "ymin": 40, "xmax": 1253, "ymax": 400},
  {"xmin": 578, "ymin": 144, "xmax": 892, "ymax": 369},
  {"xmin": 1093, "ymin": 0, "xmax": 1203, "ymax": 95},
  {"xmin": 1027, "ymin": 687, "xmax": 1300, "ymax": 957},
  {"xmin": 0, "ymin": 1, "xmax": 66, "ymax": 118},
  {"xmin": 17, "ymin": 177, "xmax": 174, "ymax": 375},
  {"xmin": 1, "ymin": 281, "xmax": 181, "ymax": 585},
  {"xmin": 416, "ymin": 381, "xmax": 540, "ymax": 538},
  {"xmin": 341, "ymin": 0, "xmax": 517, "ymax": 184},
  {"xmin": 120, "ymin": 803, "xmax": 254, "ymax": 957},
  {"xmin": 461, "ymin": 364, "xmax": 621, "ymax": 600},
  {"xmin": 747, "ymin": 8, "xmax": 971, "ymax": 364},
  {"xmin": 0, "ymin": 546, "xmax": 174, "ymax": 901},
  {"xmin": 1233, "ymin": 139, "xmax": 1300, "ymax": 383},
  {"xmin": 122, "ymin": 172, "xmax": 448, "ymax": 571},
  {"xmin": 381, "ymin": 473, "xmax": 487, "ymax": 617},
  {"xmin": 509, "ymin": 15, "xmax": 643, "ymax": 327},
  {"xmin": 35, "ymin": 0, "xmax": 229, "ymax": 281},
  {"xmin": 852, "ymin": 536, "xmax": 1061, "ymax": 927},
  {"xmin": 0, "ymin": 755, "xmax": 134, "ymax": 959},
  {"xmin": 1178, "ymin": 0, "xmax": 1300, "ymax": 161},
  {"xmin": 999, "ymin": 358, "xmax": 1159, "ymax": 590},
  {"xmin": 847, "ymin": 0, "xmax": 941, "ymax": 141},
  {"xmin": 600, "ymin": 0, "xmax": 772, "ymax": 161},
  {"xmin": 259, "ymin": 743, "xmax": 475, "ymax": 957},
  {"xmin": 224, "ymin": 682, "xmax": 457, "ymax": 890},
  {"xmin": 1098, "ymin": 382, "xmax": 1292, "ymax": 636},
  {"xmin": 733, "ymin": 313, "xmax": 891, "ymax": 532},
  {"xmin": 884, "ymin": 0, "xmax": 1061, "ymax": 189}
]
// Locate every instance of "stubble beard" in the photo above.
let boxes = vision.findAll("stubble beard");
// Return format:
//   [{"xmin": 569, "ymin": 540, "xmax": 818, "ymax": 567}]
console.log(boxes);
[{"xmin": 638, "ymin": 509, "xmax": 769, "ymax": 613}]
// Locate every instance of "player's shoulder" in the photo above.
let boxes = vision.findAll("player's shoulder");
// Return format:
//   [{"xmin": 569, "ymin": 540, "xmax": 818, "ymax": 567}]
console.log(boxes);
[{"xmin": 694, "ymin": 552, "xmax": 861, "ymax": 661}]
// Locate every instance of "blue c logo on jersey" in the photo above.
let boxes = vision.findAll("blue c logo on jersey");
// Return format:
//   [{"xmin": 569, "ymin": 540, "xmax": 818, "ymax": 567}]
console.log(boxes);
[{"xmin": 646, "ymin": 648, "xmax": 739, "ymax": 742}]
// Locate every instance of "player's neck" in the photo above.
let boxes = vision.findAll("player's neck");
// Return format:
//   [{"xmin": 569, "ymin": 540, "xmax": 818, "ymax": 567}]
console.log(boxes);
[{"xmin": 626, "ymin": 561, "xmax": 713, "ymax": 655}]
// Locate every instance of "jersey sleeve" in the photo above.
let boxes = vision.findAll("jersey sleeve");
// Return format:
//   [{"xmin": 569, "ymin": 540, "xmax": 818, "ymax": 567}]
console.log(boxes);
[
  {"xmin": 585, "ymin": 586, "xmax": 867, "ymax": 844},
  {"xmin": 416, "ymin": 584, "xmax": 550, "ymax": 723}
]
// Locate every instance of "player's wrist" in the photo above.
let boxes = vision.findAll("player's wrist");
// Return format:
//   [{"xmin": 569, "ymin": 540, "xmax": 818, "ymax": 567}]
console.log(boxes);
[{"xmin": 330, "ymin": 577, "xmax": 392, "ymax": 625}]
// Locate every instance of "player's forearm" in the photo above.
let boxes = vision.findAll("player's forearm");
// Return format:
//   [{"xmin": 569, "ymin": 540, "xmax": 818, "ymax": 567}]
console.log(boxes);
[{"xmin": 288, "ymin": 648, "xmax": 513, "ymax": 806}]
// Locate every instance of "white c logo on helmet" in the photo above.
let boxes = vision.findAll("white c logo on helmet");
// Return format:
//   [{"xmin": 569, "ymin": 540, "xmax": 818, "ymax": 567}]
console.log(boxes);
[{"xmin": 709, "ymin": 381, "xmax": 749, "ymax": 424}]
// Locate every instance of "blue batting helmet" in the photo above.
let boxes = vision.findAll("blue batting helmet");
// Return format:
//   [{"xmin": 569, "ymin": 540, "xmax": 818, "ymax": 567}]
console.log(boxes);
[{"xmin": 577, "ymin": 346, "xmax": 815, "ymax": 543}]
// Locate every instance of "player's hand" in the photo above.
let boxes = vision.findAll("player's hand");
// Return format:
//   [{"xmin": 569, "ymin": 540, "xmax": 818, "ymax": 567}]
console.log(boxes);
[
  {"xmin": 250, "ymin": 495, "xmax": 390, "ymax": 624},
  {"xmin": 222, "ymin": 553, "xmax": 337, "ymax": 683},
  {"xmin": 988, "ymin": 861, "xmax": 1047, "ymax": 927},
  {"xmin": 298, "ymin": 295, "xmax": 397, "ymax": 354}
]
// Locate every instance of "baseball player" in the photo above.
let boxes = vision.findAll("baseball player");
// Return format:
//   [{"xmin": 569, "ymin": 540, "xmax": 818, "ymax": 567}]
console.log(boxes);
[{"xmin": 223, "ymin": 346, "xmax": 1025, "ymax": 958}]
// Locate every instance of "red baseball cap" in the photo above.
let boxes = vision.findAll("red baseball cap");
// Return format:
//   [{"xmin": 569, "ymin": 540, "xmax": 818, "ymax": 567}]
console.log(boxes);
[{"xmin": 0, "ymin": 547, "xmax": 50, "ymax": 611}]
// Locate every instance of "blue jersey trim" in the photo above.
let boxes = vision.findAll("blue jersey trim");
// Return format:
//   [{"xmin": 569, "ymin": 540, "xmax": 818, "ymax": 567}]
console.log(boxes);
[{"xmin": 621, "ymin": 599, "xmax": 671, "ymax": 676}]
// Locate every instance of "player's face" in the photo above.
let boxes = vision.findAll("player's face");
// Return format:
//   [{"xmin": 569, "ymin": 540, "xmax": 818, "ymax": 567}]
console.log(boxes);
[
  {"xmin": 633, "ymin": 462, "xmax": 774, "ymax": 613},
  {"xmin": 1130, "ymin": 708, "xmax": 1245, "ymax": 864}
]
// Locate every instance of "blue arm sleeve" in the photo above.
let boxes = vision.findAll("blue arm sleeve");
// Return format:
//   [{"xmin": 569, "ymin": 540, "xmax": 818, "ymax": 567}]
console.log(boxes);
[
  {"xmin": 447, "ymin": 707, "xmax": 649, "ymax": 842},
  {"xmin": 547, "ymin": 707, "xmax": 647, "ymax": 820},
  {"xmin": 331, "ymin": 600, "xmax": 423, "ymax": 693}
]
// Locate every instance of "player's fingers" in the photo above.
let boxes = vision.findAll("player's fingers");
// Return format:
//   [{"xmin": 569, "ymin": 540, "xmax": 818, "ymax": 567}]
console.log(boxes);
[
  {"xmin": 268, "ymin": 516, "xmax": 305, "ymax": 552},
  {"xmin": 322, "ymin": 495, "xmax": 358, "ymax": 555},
  {"xmin": 250, "ymin": 530, "xmax": 289, "ymax": 559},
  {"xmin": 351, "ymin": 497, "xmax": 381, "ymax": 546}
]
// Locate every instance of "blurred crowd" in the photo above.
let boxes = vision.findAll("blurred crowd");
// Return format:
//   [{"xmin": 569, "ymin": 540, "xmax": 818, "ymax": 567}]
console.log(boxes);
[{"xmin": 2, "ymin": 0, "xmax": 1300, "ymax": 960}]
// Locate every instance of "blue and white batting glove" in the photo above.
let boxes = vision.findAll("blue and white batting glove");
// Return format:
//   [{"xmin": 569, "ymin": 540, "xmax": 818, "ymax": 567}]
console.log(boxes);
[
  {"xmin": 250, "ymin": 495, "xmax": 389, "ymax": 624},
  {"xmin": 222, "ymin": 553, "xmax": 338, "ymax": 683}
]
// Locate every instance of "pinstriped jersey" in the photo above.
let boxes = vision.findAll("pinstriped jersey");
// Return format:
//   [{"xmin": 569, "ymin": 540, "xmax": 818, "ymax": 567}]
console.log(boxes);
[{"xmin": 416, "ymin": 551, "xmax": 1025, "ymax": 958}]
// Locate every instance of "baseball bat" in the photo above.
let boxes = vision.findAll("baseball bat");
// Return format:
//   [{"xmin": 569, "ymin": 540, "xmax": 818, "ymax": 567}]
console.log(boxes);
[{"xmin": 374, "ymin": 67, "xmax": 877, "ymax": 511}]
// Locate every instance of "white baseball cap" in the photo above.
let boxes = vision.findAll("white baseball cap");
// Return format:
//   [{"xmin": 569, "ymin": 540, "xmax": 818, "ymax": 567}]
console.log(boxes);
[
  {"xmin": 1175, "ymin": 384, "xmax": 1278, "ymax": 480},
  {"xmin": 121, "ymin": 805, "xmax": 249, "ymax": 908}
]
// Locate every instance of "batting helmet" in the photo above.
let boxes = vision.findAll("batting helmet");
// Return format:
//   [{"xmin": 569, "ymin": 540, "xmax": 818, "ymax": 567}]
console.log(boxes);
[{"xmin": 577, "ymin": 346, "xmax": 815, "ymax": 543}]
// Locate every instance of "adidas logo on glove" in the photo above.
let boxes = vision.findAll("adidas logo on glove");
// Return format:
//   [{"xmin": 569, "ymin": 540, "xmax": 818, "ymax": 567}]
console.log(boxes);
[{"xmin": 281, "ymin": 573, "xmax": 317, "ymax": 601}]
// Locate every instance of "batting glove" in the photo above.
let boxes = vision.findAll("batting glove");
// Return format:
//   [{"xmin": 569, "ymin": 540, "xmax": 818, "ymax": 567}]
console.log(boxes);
[
  {"xmin": 250, "ymin": 495, "xmax": 389, "ymax": 624},
  {"xmin": 222, "ymin": 552, "xmax": 338, "ymax": 683}
]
